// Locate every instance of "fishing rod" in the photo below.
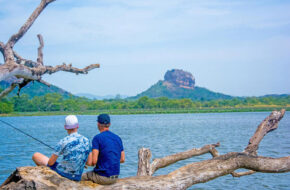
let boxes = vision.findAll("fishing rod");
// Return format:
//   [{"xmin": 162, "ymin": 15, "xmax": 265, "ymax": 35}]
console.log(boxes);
[{"xmin": 0, "ymin": 119, "xmax": 55, "ymax": 151}]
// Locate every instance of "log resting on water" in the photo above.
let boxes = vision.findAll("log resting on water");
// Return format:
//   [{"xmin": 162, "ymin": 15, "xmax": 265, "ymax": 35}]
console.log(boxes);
[{"xmin": 1, "ymin": 109, "xmax": 289, "ymax": 190}]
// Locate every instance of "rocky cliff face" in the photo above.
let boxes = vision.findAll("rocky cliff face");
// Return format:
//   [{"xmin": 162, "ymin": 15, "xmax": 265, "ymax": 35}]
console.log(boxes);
[{"xmin": 163, "ymin": 69, "xmax": 195, "ymax": 89}]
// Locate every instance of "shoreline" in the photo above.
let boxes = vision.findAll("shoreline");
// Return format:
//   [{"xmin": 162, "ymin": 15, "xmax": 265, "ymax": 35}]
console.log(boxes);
[{"xmin": 1, "ymin": 106, "xmax": 289, "ymax": 117}]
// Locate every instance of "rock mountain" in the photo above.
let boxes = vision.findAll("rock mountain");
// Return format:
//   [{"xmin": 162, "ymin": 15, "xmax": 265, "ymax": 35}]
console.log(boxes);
[
  {"xmin": 1, "ymin": 69, "xmax": 232, "ymax": 100},
  {"xmin": 163, "ymin": 69, "xmax": 195, "ymax": 89},
  {"xmin": 131, "ymin": 69, "xmax": 232, "ymax": 101}
]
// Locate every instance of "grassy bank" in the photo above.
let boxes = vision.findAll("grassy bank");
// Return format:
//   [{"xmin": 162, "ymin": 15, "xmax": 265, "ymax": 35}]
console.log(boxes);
[{"xmin": 1, "ymin": 106, "xmax": 289, "ymax": 117}]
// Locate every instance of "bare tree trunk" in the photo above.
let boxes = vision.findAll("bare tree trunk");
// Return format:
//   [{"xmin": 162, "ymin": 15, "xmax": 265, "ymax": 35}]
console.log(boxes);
[{"xmin": 1, "ymin": 109, "xmax": 289, "ymax": 190}]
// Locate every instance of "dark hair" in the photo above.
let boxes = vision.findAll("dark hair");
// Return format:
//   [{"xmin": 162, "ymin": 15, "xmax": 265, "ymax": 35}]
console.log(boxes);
[{"xmin": 98, "ymin": 123, "xmax": 110, "ymax": 128}]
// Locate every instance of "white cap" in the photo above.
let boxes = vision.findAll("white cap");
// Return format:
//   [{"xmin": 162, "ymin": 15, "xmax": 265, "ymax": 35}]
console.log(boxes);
[{"xmin": 64, "ymin": 115, "xmax": 79, "ymax": 129}]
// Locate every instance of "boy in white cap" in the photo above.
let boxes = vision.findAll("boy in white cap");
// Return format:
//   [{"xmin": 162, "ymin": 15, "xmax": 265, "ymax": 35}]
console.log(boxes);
[{"xmin": 32, "ymin": 115, "xmax": 90, "ymax": 181}]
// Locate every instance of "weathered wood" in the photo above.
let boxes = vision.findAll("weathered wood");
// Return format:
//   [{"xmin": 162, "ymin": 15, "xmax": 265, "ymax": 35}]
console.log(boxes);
[
  {"xmin": 0, "ymin": 0, "xmax": 99, "ymax": 99},
  {"xmin": 0, "ymin": 42, "xmax": 4, "ymax": 54},
  {"xmin": 36, "ymin": 34, "xmax": 44, "ymax": 66},
  {"xmin": 0, "ymin": 83, "xmax": 18, "ymax": 98},
  {"xmin": 149, "ymin": 143, "xmax": 220, "ymax": 176},
  {"xmin": 6, "ymin": 0, "xmax": 55, "ymax": 49},
  {"xmin": 137, "ymin": 148, "xmax": 152, "ymax": 176},
  {"xmin": 229, "ymin": 110, "xmax": 286, "ymax": 177},
  {"xmin": 231, "ymin": 170, "xmax": 256, "ymax": 177},
  {"xmin": 1, "ymin": 154, "xmax": 290, "ymax": 190},
  {"xmin": 137, "ymin": 143, "xmax": 220, "ymax": 176},
  {"xmin": 244, "ymin": 109, "xmax": 285, "ymax": 156}
]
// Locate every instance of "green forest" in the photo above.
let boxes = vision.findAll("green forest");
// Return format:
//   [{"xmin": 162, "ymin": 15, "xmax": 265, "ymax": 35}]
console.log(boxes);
[{"xmin": 0, "ymin": 92, "xmax": 289, "ymax": 115}]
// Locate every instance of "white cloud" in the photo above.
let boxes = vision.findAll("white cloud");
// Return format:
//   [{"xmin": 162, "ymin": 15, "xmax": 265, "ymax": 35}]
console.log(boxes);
[{"xmin": 1, "ymin": 0, "xmax": 290, "ymax": 96}]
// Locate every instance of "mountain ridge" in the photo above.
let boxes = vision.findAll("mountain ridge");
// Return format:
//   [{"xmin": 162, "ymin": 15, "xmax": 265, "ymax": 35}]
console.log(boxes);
[
  {"xmin": 1, "ymin": 69, "xmax": 288, "ymax": 100},
  {"xmin": 129, "ymin": 69, "xmax": 233, "ymax": 101},
  {"xmin": 129, "ymin": 80, "xmax": 233, "ymax": 101}
]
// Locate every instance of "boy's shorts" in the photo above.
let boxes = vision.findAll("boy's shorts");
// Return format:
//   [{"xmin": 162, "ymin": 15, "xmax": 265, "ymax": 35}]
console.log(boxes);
[{"xmin": 47, "ymin": 162, "xmax": 81, "ymax": 181}]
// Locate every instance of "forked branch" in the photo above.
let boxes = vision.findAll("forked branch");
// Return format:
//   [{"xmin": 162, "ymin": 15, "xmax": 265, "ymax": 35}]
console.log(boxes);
[
  {"xmin": 244, "ymin": 109, "xmax": 286, "ymax": 156},
  {"xmin": 6, "ymin": 0, "xmax": 55, "ymax": 49},
  {"xmin": 0, "ymin": 0, "xmax": 100, "ymax": 99},
  {"xmin": 137, "ymin": 142, "xmax": 220, "ymax": 176}
]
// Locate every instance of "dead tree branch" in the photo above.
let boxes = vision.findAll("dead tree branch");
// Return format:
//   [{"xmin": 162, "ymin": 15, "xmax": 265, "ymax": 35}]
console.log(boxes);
[
  {"xmin": 244, "ymin": 109, "xmax": 286, "ymax": 156},
  {"xmin": 38, "ymin": 79, "xmax": 51, "ymax": 87},
  {"xmin": 231, "ymin": 170, "xmax": 256, "ymax": 177},
  {"xmin": 13, "ymin": 51, "xmax": 38, "ymax": 68},
  {"xmin": 37, "ymin": 34, "xmax": 44, "ymax": 66},
  {"xmin": 43, "ymin": 63, "xmax": 100, "ymax": 75},
  {"xmin": 16, "ymin": 79, "xmax": 32, "ymax": 96},
  {"xmin": 228, "ymin": 109, "xmax": 287, "ymax": 177},
  {"xmin": 2, "ymin": 154, "xmax": 289, "ymax": 190},
  {"xmin": 0, "ymin": 83, "xmax": 18, "ymax": 98},
  {"xmin": 0, "ymin": 42, "xmax": 4, "ymax": 54},
  {"xmin": 0, "ymin": 0, "xmax": 99, "ymax": 100},
  {"xmin": 137, "ymin": 143, "xmax": 220, "ymax": 176},
  {"xmin": 6, "ymin": 0, "xmax": 55, "ymax": 49}
]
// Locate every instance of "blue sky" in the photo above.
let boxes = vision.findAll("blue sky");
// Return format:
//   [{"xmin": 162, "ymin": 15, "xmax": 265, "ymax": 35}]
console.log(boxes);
[{"xmin": 0, "ymin": 0, "xmax": 289, "ymax": 96}]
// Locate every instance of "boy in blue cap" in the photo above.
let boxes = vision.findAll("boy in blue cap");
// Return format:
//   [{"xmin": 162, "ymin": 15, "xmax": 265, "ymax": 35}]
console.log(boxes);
[{"xmin": 82, "ymin": 114, "xmax": 125, "ymax": 185}]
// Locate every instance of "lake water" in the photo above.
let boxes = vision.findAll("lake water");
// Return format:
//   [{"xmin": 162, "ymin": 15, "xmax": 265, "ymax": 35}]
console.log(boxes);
[{"xmin": 0, "ymin": 112, "xmax": 289, "ymax": 189}]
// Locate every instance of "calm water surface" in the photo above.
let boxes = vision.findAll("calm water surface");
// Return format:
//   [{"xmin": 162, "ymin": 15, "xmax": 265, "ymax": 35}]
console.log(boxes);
[{"xmin": 0, "ymin": 112, "xmax": 289, "ymax": 189}]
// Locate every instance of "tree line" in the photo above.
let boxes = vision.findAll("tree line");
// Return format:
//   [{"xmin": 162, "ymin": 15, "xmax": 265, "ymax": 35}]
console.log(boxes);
[{"xmin": 0, "ymin": 92, "xmax": 289, "ymax": 114}]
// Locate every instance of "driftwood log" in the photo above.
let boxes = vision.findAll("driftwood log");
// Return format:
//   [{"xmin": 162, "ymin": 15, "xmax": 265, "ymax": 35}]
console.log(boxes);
[
  {"xmin": 1, "ymin": 109, "xmax": 289, "ymax": 189},
  {"xmin": 0, "ymin": 0, "xmax": 99, "ymax": 99}
]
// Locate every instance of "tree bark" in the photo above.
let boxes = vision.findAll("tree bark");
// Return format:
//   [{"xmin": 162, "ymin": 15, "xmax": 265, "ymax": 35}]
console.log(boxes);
[
  {"xmin": 137, "ymin": 143, "xmax": 220, "ymax": 176},
  {"xmin": 1, "ymin": 154, "xmax": 289, "ymax": 190},
  {"xmin": 244, "ymin": 109, "xmax": 286, "ymax": 156}
]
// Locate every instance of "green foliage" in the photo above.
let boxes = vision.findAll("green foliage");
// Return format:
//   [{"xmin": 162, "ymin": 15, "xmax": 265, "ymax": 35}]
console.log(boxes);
[
  {"xmin": 131, "ymin": 81, "xmax": 232, "ymax": 101},
  {"xmin": 0, "ymin": 92, "xmax": 289, "ymax": 115},
  {"xmin": 0, "ymin": 91, "xmax": 14, "ymax": 114},
  {"xmin": 0, "ymin": 101, "xmax": 13, "ymax": 113}
]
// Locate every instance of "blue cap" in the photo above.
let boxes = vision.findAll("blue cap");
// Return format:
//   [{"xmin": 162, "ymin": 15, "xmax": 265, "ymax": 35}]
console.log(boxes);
[{"xmin": 97, "ymin": 114, "xmax": 110, "ymax": 124}]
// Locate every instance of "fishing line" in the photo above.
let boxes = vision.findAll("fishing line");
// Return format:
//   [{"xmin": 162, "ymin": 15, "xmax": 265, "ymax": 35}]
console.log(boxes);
[{"xmin": 0, "ymin": 119, "xmax": 55, "ymax": 151}]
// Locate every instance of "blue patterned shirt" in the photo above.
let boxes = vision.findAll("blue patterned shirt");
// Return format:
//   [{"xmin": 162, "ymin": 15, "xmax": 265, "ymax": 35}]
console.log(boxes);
[{"xmin": 54, "ymin": 132, "xmax": 90, "ymax": 181}]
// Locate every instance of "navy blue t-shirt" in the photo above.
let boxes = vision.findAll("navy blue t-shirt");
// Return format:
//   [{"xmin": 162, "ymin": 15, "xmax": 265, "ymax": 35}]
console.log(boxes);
[{"xmin": 92, "ymin": 131, "xmax": 124, "ymax": 177}]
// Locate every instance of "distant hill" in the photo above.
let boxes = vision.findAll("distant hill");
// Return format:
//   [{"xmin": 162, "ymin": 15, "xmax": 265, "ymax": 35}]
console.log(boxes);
[
  {"xmin": 0, "ymin": 77, "xmax": 73, "ymax": 98},
  {"xmin": 130, "ymin": 69, "xmax": 232, "ymax": 101},
  {"xmin": 76, "ymin": 93, "xmax": 128, "ymax": 100},
  {"xmin": 131, "ymin": 81, "xmax": 232, "ymax": 101},
  {"xmin": 2, "ymin": 69, "xmax": 287, "ymax": 101},
  {"xmin": 261, "ymin": 94, "xmax": 290, "ymax": 98}
]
